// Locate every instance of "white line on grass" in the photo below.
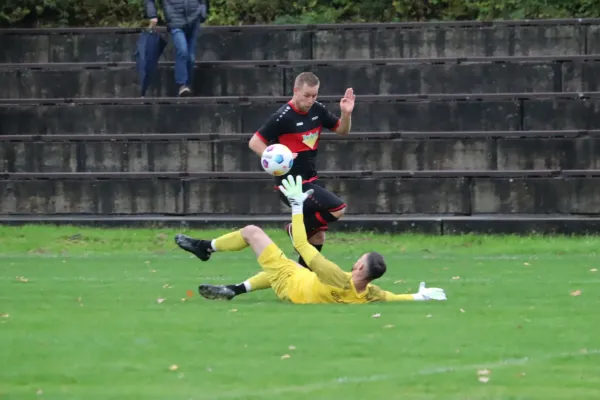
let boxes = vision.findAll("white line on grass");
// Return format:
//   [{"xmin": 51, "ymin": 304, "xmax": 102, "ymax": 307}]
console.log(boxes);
[{"xmin": 205, "ymin": 349, "xmax": 600, "ymax": 400}]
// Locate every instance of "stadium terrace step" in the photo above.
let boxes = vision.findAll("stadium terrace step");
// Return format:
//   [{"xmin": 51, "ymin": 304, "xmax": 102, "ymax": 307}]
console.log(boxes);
[
  {"xmin": 1, "ymin": 19, "xmax": 599, "ymax": 63},
  {"xmin": 2, "ymin": 133, "xmax": 600, "ymax": 173},
  {"xmin": 1, "ymin": 170, "xmax": 599, "ymax": 215},
  {"xmin": 4, "ymin": 56, "xmax": 600, "ymax": 97},
  {"xmin": 0, "ymin": 213, "xmax": 599, "ymax": 235},
  {"xmin": 1, "ymin": 93, "xmax": 599, "ymax": 134}
]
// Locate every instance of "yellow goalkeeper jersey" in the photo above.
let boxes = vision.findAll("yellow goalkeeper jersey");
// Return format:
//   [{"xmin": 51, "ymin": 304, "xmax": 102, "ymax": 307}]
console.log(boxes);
[{"xmin": 285, "ymin": 213, "xmax": 415, "ymax": 304}]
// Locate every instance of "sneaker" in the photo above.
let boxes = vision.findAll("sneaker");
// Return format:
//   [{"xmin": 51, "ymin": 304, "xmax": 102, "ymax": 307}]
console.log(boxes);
[
  {"xmin": 178, "ymin": 85, "xmax": 192, "ymax": 97},
  {"xmin": 174, "ymin": 233, "xmax": 212, "ymax": 261},
  {"xmin": 198, "ymin": 284, "xmax": 236, "ymax": 300}
]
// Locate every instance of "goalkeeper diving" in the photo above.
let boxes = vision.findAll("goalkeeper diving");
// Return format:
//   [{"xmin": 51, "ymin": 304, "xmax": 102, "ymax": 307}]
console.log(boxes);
[{"xmin": 175, "ymin": 175, "xmax": 448, "ymax": 304}]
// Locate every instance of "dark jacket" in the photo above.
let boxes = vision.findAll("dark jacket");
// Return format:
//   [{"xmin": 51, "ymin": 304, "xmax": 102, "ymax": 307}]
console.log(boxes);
[{"xmin": 145, "ymin": 0, "xmax": 209, "ymax": 29}]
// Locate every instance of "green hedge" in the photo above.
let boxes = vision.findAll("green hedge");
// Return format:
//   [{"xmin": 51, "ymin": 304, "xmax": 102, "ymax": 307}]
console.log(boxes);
[{"xmin": 1, "ymin": 0, "xmax": 599, "ymax": 27}]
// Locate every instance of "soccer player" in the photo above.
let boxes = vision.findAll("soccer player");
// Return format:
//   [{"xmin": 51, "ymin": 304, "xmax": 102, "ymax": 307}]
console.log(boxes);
[
  {"xmin": 175, "ymin": 175, "xmax": 448, "ymax": 304},
  {"xmin": 250, "ymin": 71, "xmax": 353, "ymax": 259}
]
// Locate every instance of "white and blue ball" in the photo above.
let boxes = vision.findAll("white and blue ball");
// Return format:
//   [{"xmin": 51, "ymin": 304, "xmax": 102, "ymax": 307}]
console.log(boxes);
[{"xmin": 261, "ymin": 144, "xmax": 294, "ymax": 176}]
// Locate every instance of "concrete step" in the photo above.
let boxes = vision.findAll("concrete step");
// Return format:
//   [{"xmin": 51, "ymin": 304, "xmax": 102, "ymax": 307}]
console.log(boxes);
[
  {"xmin": 2, "ymin": 133, "xmax": 600, "ymax": 173},
  {"xmin": 1, "ymin": 20, "xmax": 597, "ymax": 63},
  {"xmin": 1, "ymin": 92, "xmax": 598, "ymax": 134},
  {"xmin": 0, "ymin": 170, "xmax": 599, "ymax": 215},
  {"xmin": 0, "ymin": 213, "xmax": 599, "ymax": 235},
  {"xmin": 2, "ymin": 56, "xmax": 600, "ymax": 97}
]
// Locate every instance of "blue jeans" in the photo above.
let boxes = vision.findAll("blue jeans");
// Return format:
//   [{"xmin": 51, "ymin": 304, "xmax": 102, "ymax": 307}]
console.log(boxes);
[{"xmin": 170, "ymin": 19, "xmax": 200, "ymax": 86}]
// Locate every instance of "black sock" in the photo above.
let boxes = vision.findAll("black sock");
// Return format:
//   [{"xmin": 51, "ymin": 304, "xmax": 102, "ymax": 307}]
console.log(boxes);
[
  {"xmin": 297, "ymin": 244, "xmax": 323, "ymax": 269},
  {"xmin": 227, "ymin": 283, "xmax": 247, "ymax": 295}
]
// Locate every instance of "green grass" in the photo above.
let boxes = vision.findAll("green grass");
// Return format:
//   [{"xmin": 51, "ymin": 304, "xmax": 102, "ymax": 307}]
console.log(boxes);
[{"xmin": 1, "ymin": 226, "xmax": 600, "ymax": 399}]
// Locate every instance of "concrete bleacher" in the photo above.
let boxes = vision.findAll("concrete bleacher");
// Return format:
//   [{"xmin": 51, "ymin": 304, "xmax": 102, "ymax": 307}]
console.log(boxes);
[{"xmin": 2, "ymin": 20, "xmax": 600, "ymax": 234}]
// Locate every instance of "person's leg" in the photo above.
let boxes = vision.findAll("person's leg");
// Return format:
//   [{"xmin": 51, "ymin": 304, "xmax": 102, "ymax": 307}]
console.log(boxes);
[
  {"xmin": 170, "ymin": 27, "xmax": 191, "ymax": 96},
  {"xmin": 176, "ymin": 226, "xmax": 297, "ymax": 301},
  {"xmin": 226, "ymin": 271, "xmax": 272, "ymax": 297},
  {"xmin": 184, "ymin": 18, "xmax": 200, "ymax": 89}
]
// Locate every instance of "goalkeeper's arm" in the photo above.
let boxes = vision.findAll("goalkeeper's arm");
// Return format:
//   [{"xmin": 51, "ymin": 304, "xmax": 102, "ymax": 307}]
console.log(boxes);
[{"xmin": 382, "ymin": 282, "xmax": 448, "ymax": 302}]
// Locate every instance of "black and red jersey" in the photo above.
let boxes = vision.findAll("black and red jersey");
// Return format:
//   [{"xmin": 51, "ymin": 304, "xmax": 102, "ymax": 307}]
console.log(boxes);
[{"xmin": 255, "ymin": 100, "xmax": 340, "ymax": 184}]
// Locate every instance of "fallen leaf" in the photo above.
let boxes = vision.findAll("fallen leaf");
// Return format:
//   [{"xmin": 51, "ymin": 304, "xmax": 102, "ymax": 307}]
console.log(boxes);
[
  {"xmin": 426, "ymin": 314, "xmax": 433, "ymax": 318},
  {"xmin": 145, "ymin": 261, "xmax": 151, "ymax": 264},
  {"xmin": 460, "ymin": 308, "xmax": 466, "ymax": 313},
  {"xmin": 281, "ymin": 354, "xmax": 291, "ymax": 360},
  {"xmin": 0, "ymin": 314, "xmax": 9, "ymax": 318},
  {"xmin": 180, "ymin": 298, "xmax": 187, "ymax": 302},
  {"xmin": 383, "ymin": 324, "xmax": 394, "ymax": 329},
  {"xmin": 477, "ymin": 369, "xmax": 491, "ymax": 376},
  {"xmin": 518, "ymin": 372, "xmax": 526, "ymax": 377},
  {"xmin": 229, "ymin": 309, "xmax": 238, "ymax": 312},
  {"xmin": 478, "ymin": 376, "xmax": 490, "ymax": 383},
  {"xmin": 76, "ymin": 297, "xmax": 82, "ymax": 302},
  {"xmin": 151, "ymin": 270, "xmax": 157, "ymax": 273},
  {"xmin": 452, "ymin": 276, "xmax": 460, "ymax": 280},
  {"xmin": 371, "ymin": 313, "xmax": 381, "ymax": 318},
  {"xmin": 289, "ymin": 345, "xmax": 296, "ymax": 350},
  {"xmin": 524, "ymin": 262, "xmax": 530, "ymax": 266},
  {"xmin": 157, "ymin": 298, "xmax": 165, "ymax": 304},
  {"xmin": 163, "ymin": 284, "xmax": 170, "ymax": 288},
  {"xmin": 169, "ymin": 364, "xmax": 179, "ymax": 371},
  {"xmin": 16, "ymin": 276, "xmax": 28, "ymax": 283},
  {"xmin": 394, "ymin": 280, "xmax": 405, "ymax": 284},
  {"xmin": 570, "ymin": 289, "xmax": 582, "ymax": 297},
  {"xmin": 186, "ymin": 290, "xmax": 194, "ymax": 298},
  {"xmin": 590, "ymin": 268, "xmax": 598, "ymax": 273}
]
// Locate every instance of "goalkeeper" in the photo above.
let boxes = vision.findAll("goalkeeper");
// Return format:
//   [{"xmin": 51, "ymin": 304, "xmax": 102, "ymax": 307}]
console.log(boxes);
[{"xmin": 175, "ymin": 175, "xmax": 447, "ymax": 304}]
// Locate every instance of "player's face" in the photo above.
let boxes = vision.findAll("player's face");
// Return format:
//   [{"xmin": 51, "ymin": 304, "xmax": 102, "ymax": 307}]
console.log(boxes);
[
  {"xmin": 352, "ymin": 254, "xmax": 368, "ymax": 274},
  {"xmin": 294, "ymin": 83, "xmax": 319, "ymax": 112}
]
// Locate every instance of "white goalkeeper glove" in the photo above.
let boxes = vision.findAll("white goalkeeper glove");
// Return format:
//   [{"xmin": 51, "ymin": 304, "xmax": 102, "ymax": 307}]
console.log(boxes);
[
  {"xmin": 413, "ymin": 282, "xmax": 447, "ymax": 301},
  {"xmin": 278, "ymin": 175, "xmax": 314, "ymax": 214}
]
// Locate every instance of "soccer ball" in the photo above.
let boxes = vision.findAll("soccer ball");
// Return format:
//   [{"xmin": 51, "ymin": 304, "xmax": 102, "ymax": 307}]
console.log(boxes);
[{"xmin": 261, "ymin": 144, "xmax": 294, "ymax": 176}]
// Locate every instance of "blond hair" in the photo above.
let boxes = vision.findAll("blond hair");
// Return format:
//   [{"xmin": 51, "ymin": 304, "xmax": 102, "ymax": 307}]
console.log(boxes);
[{"xmin": 294, "ymin": 72, "xmax": 320, "ymax": 88}]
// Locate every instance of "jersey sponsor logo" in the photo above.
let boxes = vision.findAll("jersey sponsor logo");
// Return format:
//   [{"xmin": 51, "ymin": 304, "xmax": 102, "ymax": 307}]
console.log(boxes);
[
  {"xmin": 312, "ymin": 116, "xmax": 319, "ymax": 120},
  {"xmin": 296, "ymin": 122, "xmax": 303, "ymax": 126},
  {"xmin": 302, "ymin": 129, "xmax": 320, "ymax": 149},
  {"xmin": 330, "ymin": 291, "xmax": 347, "ymax": 304}
]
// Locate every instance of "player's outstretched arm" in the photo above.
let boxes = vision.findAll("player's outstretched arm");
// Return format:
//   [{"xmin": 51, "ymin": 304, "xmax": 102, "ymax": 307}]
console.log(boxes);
[
  {"xmin": 278, "ymin": 175, "xmax": 319, "ymax": 264},
  {"xmin": 383, "ymin": 282, "xmax": 447, "ymax": 302},
  {"xmin": 279, "ymin": 175, "xmax": 350, "ymax": 286}
]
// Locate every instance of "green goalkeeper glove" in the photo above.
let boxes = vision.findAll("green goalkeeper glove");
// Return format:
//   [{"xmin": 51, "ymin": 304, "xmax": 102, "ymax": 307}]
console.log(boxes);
[{"xmin": 278, "ymin": 175, "xmax": 314, "ymax": 214}]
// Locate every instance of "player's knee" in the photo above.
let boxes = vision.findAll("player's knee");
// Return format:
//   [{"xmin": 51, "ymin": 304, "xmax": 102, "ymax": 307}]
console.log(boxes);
[
  {"xmin": 330, "ymin": 206, "xmax": 346, "ymax": 219},
  {"xmin": 241, "ymin": 225, "xmax": 264, "ymax": 243},
  {"xmin": 309, "ymin": 230, "xmax": 326, "ymax": 245}
]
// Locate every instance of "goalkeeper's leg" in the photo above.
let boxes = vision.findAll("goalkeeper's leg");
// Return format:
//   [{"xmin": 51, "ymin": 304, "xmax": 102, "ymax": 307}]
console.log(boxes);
[{"xmin": 179, "ymin": 225, "xmax": 297, "ymax": 301}]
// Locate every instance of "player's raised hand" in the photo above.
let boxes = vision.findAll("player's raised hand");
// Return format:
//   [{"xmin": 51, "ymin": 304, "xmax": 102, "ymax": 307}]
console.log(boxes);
[
  {"xmin": 279, "ymin": 175, "xmax": 313, "ymax": 210},
  {"xmin": 340, "ymin": 88, "xmax": 355, "ymax": 114},
  {"xmin": 413, "ymin": 282, "xmax": 447, "ymax": 301}
]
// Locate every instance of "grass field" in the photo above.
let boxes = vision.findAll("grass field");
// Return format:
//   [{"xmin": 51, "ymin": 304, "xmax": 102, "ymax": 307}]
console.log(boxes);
[{"xmin": 1, "ymin": 225, "xmax": 600, "ymax": 400}]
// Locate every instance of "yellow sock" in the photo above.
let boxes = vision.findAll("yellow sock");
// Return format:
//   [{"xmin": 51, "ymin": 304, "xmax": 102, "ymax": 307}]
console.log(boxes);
[
  {"xmin": 213, "ymin": 230, "xmax": 248, "ymax": 251},
  {"xmin": 244, "ymin": 272, "xmax": 272, "ymax": 292}
]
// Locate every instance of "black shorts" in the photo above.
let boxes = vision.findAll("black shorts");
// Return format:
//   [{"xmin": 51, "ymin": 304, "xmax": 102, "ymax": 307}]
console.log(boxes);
[{"xmin": 278, "ymin": 179, "xmax": 346, "ymax": 214}]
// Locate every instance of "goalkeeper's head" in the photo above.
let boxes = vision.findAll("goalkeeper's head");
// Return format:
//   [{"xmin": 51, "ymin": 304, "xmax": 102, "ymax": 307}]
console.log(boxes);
[{"xmin": 352, "ymin": 251, "xmax": 387, "ymax": 282}]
